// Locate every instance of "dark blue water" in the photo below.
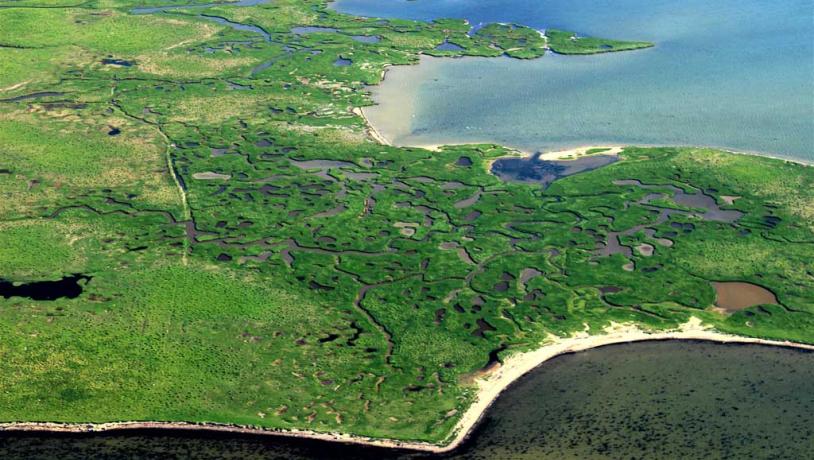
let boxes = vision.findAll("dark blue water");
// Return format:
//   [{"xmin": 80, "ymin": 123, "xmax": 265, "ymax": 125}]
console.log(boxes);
[{"xmin": 335, "ymin": 0, "xmax": 814, "ymax": 161}]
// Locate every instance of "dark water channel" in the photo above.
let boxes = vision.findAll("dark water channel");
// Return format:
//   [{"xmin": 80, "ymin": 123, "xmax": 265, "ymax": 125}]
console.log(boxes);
[
  {"xmin": 131, "ymin": 0, "xmax": 271, "ymax": 42},
  {"xmin": 2, "ymin": 341, "xmax": 811, "ymax": 459}
]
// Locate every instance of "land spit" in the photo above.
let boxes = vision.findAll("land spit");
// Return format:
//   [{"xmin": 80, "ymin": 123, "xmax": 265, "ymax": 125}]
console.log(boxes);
[
  {"xmin": 352, "ymin": 107, "xmax": 391, "ymax": 146},
  {"xmin": 2, "ymin": 317, "xmax": 812, "ymax": 454}
]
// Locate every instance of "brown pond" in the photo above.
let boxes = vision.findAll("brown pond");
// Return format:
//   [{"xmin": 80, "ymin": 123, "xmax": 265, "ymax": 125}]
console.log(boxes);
[{"xmin": 712, "ymin": 281, "xmax": 779, "ymax": 311}]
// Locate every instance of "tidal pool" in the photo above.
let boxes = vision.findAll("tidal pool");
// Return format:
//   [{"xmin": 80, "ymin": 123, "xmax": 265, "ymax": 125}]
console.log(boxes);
[
  {"xmin": 2, "ymin": 341, "xmax": 811, "ymax": 459},
  {"xmin": 713, "ymin": 281, "xmax": 779, "ymax": 311},
  {"xmin": 491, "ymin": 153, "xmax": 617, "ymax": 187},
  {"xmin": 335, "ymin": 0, "xmax": 814, "ymax": 161}
]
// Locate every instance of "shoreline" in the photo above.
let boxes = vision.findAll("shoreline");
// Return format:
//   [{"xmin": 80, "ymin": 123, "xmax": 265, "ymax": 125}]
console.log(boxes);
[
  {"xmin": 357, "ymin": 53, "xmax": 813, "ymax": 168},
  {"xmin": 355, "ymin": 83, "xmax": 812, "ymax": 167},
  {"xmin": 352, "ymin": 106, "xmax": 391, "ymax": 146},
  {"xmin": 397, "ymin": 134, "xmax": 813, "ymax": 168},
  {"xmin": 375, "ymin": 131, "xmax": 814, "ymax": 168},
  {"xmin": 2, "ymin": 318, "xmax": 813, "ymax": 453},
  {"xmin": 436, "ymin": 318, "xmax": 814, "ymax": 453}
]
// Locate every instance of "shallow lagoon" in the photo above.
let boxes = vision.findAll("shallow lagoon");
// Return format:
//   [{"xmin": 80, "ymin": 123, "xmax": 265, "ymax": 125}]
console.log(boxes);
[
  {"xmin": 2, "ymin": 341, "xmax": 812, "ymax": 458},
  {"xmin": 335, "ymin": 0, "xmax": 814, "ymax": 161}
]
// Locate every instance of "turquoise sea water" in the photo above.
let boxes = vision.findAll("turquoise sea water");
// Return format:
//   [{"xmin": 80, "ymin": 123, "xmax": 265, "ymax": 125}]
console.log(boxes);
[{"xmin": 334, "ymin": 0, "xmax": 814, "ymax": 161}]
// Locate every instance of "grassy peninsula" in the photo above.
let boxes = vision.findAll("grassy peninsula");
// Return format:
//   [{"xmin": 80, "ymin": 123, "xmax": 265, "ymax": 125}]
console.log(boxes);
[
  {"xmin": 545, "ymin": 28, "xmax": 654, "ymax": 54},
  {"xmin": 0, "ymin": 0, "xmax": 811, "ymax": 447}
]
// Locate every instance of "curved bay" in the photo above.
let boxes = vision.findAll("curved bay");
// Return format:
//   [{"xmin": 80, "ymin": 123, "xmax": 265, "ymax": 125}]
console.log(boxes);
[{"xmin": 336, "ymin": 0, "xmax": 814, "ymax": 161}]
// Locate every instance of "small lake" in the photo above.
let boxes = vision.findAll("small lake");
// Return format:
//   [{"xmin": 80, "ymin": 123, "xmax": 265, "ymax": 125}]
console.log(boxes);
[
  {"xmin": 0, "ymin": 274, "xmax": 90, "ymax": 301},
  {"xmin": 713, "ymin": 281, "xmax": 779, "ymax": 311},
  {"xmin": 491, "ymin": 153, "xmax": 618, "ymax": 187},
  {"xmin": 334, "ymin": 0, "xmax": 814, "ymax": 161},
  {"xmin": 2, "ymin": 341, "xmax": 811, "ymax": 459}
]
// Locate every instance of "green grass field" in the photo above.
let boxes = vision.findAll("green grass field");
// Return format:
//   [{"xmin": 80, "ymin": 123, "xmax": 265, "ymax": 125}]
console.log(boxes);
[{"xmin": 0, "ymin": 0, "xmax": 811, "ymax": 445}]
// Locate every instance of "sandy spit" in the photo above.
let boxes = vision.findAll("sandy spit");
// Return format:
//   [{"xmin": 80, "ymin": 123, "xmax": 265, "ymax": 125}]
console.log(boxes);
[
  {"xmin": 352, "ymin": 107, "xmax": 391, "ymax": 146},
  {"xmin": 1, "ymin": 318, "xmax": 812, "ymax": 453},
  {"xmin": 534, "ymin": 145, "xmax": 624, "ymax": 160}
]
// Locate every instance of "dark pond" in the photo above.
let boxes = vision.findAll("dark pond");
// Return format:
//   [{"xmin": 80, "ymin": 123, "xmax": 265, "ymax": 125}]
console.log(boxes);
[
  {"xmin": 1, "ymin": 341, "xmax": 811, "ymax": 459},
  {"xmin": 0, "ymin": 274, "xmax": 90, "ymax": 301},
  {"xmin": 435, "ymin": 41, "xmax": 464, "ymax": 51},
  {"xmin": 290, "ymin": 26, "xmax": 339, "ymax": 34},
  {"xmin": 101, "ymin": 58, "xmax": 134, "ymax": 67},
  {"xmin": 351, "ymin": 35, "xmax": 381, "ymax": 43},
  {"xmin": 334, "ymin": 57, "xmax": 353, "ymax": 67},
  {"xmin": 455, "ymin": 156, "xmax": 472, "ymax": 167},
  {"xmin": 491, "ymin": 153, "xmax": 617, "ymax": 187}
]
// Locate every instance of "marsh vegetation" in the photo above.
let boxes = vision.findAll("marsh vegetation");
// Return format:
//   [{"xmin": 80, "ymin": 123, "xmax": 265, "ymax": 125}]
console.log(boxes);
[{"xmin": 0, "ymin": 0, "xmax": 811, "ymax": 447}]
